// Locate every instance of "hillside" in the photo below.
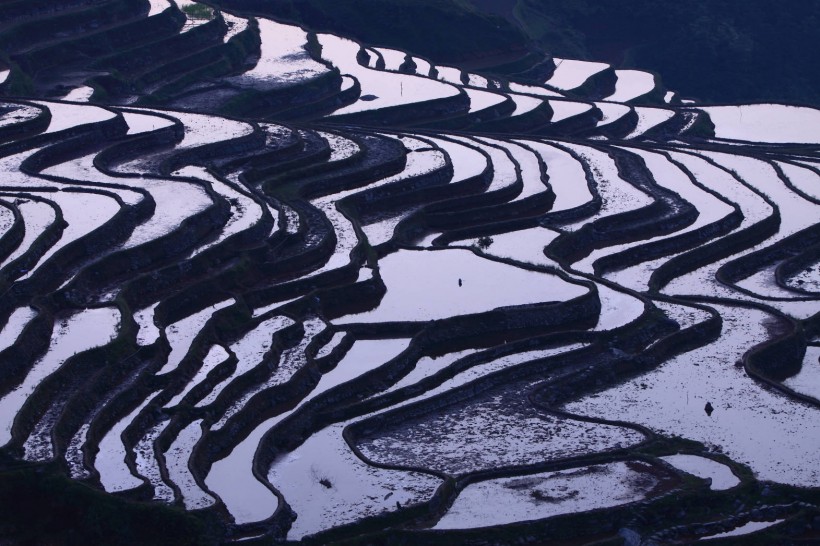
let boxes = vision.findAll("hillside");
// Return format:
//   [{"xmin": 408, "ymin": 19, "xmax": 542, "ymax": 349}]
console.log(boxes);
[
  {"xmin": 481, "ymin": 0, "xmax": 820, "ymax": 105},
  {"xmin": 0, "ymin": 1, "xmax": 818, "ymax": 544},
  {"xmin": 216, "ymin": 0, "xmax": 820, "ymax": 105},
  {"xmin": 206, "ymin": 0, "xmax": 533, "ymax": 67}
]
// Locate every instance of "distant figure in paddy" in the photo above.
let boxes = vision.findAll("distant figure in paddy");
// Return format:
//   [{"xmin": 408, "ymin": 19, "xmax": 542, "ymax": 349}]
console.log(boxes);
[
  {"xmin": 704, "ymin": 401, "xmax": 714, "ymax": 416},
  {"xmin": 458, "ymin": 278, "xmax": 462, "ymax": 287}
]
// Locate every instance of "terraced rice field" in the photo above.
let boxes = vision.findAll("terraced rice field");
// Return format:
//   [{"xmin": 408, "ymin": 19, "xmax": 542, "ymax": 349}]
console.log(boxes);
[{"xmin": 0, "ymin": 1, "xmax": 818, "ymax": 544}]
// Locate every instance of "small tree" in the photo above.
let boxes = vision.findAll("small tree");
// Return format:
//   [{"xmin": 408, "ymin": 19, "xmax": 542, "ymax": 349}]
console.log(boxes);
[{"xmin": 476, "ymin": 236, "xmax": 493, "ymax": 250}]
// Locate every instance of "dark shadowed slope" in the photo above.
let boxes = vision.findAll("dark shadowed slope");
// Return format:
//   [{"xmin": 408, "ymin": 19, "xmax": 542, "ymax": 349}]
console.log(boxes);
[
  {"xmin": 490, "ymin": 0, "xmax": 820, "ymax": 106},
  {"xmin": 205, "ymin": 0, "xmax": 532, "ymax": 67}
]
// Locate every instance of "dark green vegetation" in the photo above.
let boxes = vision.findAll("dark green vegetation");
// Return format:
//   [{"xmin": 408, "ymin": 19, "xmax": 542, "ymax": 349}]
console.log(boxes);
[{"xmin": 182, "ymin": 4, "xmax": 215, "ymax": 20}]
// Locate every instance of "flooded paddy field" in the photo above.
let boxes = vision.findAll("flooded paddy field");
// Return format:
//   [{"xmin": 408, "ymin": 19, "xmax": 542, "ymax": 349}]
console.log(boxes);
[{"xmin": 0, "ymin": 2, "xmax": 817, "ymax": 544}]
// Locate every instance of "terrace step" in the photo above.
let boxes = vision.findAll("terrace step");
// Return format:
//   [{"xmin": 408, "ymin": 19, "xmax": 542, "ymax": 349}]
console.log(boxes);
[
  {"xmin": 547, "ymin": 145, "xmax": 700, "ymax": 266},
  {"xmin": 587, "ymin": 146, "xmax": 741, "ymax": 280},
  {"xmin": 75, "ymin": 14, "xmax": 253, "ymax": 105},
  {"xmin": 0, "ymin": 0, "xmax": 146, "ymax": 56},
  {"xmin": 0, "ymin": 0, "xmax": 114, "ymax": 32},
  {"xmin": 15, "ymin": 6, "xmax": 187, "ymax": 96},
  {"xmin": 0, "ymin": 7, "xmax": 818, "ymax": 543}
]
